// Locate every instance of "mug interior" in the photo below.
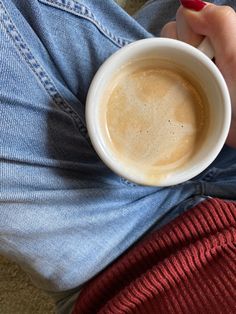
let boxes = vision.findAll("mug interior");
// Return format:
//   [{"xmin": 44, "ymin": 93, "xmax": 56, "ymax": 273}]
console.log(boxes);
[{"xmin": 86, "ymin": 38, "xmax": 231, "ymax": 186}]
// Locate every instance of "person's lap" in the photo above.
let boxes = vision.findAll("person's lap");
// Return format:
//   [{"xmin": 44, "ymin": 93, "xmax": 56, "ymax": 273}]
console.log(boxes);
[{"xmin": 0, "ymin": 0, "xmax": 236, "ymax": 313}]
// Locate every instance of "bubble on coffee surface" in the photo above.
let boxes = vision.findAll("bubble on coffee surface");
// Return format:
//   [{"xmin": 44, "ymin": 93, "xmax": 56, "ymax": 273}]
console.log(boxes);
[{"xmin": 103, "ymin": 61, "xmax": 208, "ymax": 183}]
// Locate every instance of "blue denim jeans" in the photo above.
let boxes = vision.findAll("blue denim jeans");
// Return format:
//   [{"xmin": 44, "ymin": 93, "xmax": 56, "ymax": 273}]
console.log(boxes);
[{"xmin": 0, "ymin": 0, "xmax": 236, "ymax": 313}]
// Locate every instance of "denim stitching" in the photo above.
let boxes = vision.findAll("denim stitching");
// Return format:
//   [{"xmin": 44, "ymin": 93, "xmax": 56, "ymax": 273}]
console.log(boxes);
[
  {"xmin": 38, "ymin": 0, "xmax": 131, "ymax": 48},
  {"xmin": 120, "ymin": 177, "xmax": 137, "ymax": 187},
  {"xmin": 202, "ymin": 169, "xmax": 218, "ymax": 181},
  {"xmin": 0, "ymin": 1, "xmax": 89, "ymax": 140}
]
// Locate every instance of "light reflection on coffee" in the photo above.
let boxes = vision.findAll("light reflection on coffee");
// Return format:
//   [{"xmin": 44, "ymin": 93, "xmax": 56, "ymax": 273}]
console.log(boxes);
[{"xmin": 100, "ymin": 59, "xmax": 210, "ymax": 182}]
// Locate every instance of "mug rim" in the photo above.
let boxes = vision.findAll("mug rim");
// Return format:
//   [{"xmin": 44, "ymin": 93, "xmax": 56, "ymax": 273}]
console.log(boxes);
[{"xmin": 86, "ymin": 38, "xmax": 231, "ymax": 186}]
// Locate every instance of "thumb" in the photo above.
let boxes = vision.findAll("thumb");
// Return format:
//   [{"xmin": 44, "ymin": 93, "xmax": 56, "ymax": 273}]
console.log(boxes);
[{"xmin": 181, "ymin": 3, "xmax": 236, "ymax": 63}]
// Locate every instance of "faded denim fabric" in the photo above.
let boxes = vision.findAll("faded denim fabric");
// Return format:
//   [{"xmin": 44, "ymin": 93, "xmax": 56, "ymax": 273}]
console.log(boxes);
[{"xmin": 0, "ymin": 0, "xmax": 236, "ymax": 313}]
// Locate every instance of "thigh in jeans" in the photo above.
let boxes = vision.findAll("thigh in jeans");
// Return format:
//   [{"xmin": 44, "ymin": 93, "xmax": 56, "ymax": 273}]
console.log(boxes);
[
  {"xmin": 2, "ymin": 0, "xmax": 235, "ymax": 313},
  {"xmin": 0, "ymin": 0, "xmax": 201, "ymax": 306}
]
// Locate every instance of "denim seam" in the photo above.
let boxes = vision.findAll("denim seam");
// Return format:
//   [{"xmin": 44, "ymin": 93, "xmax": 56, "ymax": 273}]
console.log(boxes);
[
  {"xmin": 202, "ymin": 170, "xmax": 217, "ymax": 181},
  {"xmin": 0, "ymin": 1, "xmax": 89, "ymax": 140},
  {"xmin": 120, "ymin": 177, "xmax": 137, "ymax": 187},
  {"xmin": 202, "ymin": 166, "xmax": 236, "ymax": 182},
  {"xmin": 38, "ymin": 0, "xmax": 131, "ymax": 48}
]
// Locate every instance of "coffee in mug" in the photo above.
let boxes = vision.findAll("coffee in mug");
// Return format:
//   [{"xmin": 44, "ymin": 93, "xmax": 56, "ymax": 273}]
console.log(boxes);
[{"xmin": 100, "ymin": 59, "xmax": 210, "ymax": 183}]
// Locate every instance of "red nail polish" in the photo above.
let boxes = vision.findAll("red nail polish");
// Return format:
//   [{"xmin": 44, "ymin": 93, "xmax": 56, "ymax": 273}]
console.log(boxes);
[{"xmin": 180, "ymin": 0, "xmax": 206, "ymax": 11}]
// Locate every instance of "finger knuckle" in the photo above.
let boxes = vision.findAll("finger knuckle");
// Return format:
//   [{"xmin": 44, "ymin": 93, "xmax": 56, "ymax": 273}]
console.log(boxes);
[
  {"xmin": 205, "ymin": 5, "xmax": 236, "ymax": 36},
  {"xmin": 161, "ymin": 22, "xmax": 176, "ymax": 37},
  {"xmin": 220, "ymin": 5, "xmax": 235, "ymax": 17}
]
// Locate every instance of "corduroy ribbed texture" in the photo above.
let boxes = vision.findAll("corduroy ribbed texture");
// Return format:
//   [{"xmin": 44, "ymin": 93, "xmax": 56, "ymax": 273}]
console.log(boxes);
[{"xmin": 73, "ymin": 198, "xmax": 236, "ymax": 314}]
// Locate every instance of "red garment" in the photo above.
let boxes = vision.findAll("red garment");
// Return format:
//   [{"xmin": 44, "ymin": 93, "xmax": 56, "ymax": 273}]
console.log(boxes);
[{"xmin": 73, "ymin": 198, "xmax": 236, "ymax": 314}]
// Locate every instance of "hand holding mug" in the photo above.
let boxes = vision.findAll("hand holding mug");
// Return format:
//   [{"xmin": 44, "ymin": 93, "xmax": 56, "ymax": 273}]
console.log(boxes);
[{"xmin": 161, "ymin": 1, "xmax": 236, "ymax": 148}]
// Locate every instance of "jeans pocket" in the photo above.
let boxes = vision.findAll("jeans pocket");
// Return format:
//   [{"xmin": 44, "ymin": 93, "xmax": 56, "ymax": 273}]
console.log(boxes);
[{"xmin": 38, "ymin": 0, "xmax": 131, "ymax": 48}]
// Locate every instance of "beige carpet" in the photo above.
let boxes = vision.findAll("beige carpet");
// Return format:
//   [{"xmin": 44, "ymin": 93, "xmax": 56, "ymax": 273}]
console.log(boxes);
[{"xmin": 0, "ymin": 1, "xmax": 147, "ymax": 313}]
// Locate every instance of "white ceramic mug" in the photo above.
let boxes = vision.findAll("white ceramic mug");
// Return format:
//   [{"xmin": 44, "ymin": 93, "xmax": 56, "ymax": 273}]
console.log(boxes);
[{"xmin": 86, "ymin": 38, "xmax": 231, "ymax": 186}]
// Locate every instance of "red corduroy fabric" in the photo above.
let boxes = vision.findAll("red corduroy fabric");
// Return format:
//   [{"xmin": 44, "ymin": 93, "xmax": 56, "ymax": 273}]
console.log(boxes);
[{"xmin": 73, "ymin": 198, "xmax": 236, "ymax": 314}]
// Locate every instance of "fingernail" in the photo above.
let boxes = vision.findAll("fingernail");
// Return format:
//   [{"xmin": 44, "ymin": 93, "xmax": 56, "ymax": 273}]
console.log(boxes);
[{"xmin": 180, "ymin": 0, "xmax": 206, "ymax": 11}]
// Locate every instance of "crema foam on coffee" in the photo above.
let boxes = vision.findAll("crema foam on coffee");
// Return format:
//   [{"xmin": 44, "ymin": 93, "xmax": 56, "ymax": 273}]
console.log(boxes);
[{"xmin": 100, "ymin": 59, "xmax": 209, "ymax": 183}]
